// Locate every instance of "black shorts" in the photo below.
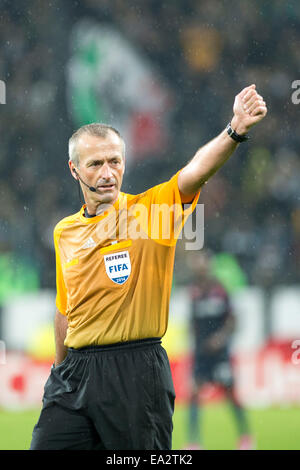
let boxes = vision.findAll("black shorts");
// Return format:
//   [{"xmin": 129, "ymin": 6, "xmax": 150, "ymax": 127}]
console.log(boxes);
[
  {"xmin": 193, "ymin": 351, "xmax": 234, "ymax": 388},
  {"xmin": 30, "ymin": 338, "xmax": 175, "ymax": 450}
]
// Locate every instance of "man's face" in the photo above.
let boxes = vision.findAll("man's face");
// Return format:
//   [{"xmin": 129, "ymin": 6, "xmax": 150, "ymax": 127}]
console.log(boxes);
[
  {"xmin": 71, "ymin": 131, "xmax": 125, "ymax": 207},
  {"xmin": 190, "ymin": 252, "xmax": 211, "ymax": 279}
]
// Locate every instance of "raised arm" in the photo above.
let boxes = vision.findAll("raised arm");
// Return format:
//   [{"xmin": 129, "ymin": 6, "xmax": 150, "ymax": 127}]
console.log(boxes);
[{"xmin": 178, "ymin": 84, "xmax": 267, "ymax": 198}]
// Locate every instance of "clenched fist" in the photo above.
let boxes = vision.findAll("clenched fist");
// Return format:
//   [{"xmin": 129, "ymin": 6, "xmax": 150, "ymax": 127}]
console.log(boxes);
[{"xmin": 231, "ymin": 84, "xmax": 267, "ymax": 136}]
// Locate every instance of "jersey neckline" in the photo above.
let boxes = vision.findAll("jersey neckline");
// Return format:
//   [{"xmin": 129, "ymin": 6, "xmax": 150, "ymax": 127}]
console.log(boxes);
[{"xmin": 79, "ymin": 193, "xmax": 123, "ymax": 224}]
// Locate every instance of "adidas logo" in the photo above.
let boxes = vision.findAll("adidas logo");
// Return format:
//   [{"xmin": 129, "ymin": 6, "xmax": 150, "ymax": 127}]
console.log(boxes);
[{"xmin": 81, "ymin": 237, "xmax": 97, "ymax": 249}]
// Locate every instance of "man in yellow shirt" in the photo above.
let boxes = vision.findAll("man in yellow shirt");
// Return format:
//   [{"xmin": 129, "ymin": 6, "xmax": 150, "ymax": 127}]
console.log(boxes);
[{"xmin": 30, "ymin": 85, "xmax": 267, "ymax": 450}]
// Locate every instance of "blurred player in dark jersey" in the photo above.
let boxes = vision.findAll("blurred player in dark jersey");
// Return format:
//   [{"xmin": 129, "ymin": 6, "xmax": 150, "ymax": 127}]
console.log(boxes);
[{"xmin": 186, "ymin": 250, "xmax": 254, "ymax": 450}]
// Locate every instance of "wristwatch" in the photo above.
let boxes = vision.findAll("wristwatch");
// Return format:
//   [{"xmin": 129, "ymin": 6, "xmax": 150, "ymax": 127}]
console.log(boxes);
[{"xmin": 226, "ymin": 122, "xmax": 249, "ymax": 143}]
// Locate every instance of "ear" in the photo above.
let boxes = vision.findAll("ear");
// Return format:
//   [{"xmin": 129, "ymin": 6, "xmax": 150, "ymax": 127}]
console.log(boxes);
[{"xmin": 69, "ymin": 160, "xmax": 78, "ymax": 180}]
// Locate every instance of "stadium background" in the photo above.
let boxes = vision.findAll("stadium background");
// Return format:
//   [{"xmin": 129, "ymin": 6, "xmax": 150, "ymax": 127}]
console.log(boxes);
[{"xmin": 1, "ymin": 0, "xmax": 300, "ymax": 450}]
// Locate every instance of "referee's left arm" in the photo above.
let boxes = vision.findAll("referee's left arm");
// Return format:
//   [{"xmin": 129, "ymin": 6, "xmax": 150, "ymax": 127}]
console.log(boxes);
[
  {"xmin": 54, "ymin": 308, "xmax": 68, "ymax": 367},
  {"xmin": 178, "ymin": 84, "xmax": 267, "ymax": 199}
]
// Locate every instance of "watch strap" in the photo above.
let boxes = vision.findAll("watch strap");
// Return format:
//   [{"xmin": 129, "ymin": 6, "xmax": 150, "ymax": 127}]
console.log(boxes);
[{"xmin": 226, "ymin": 122, "xmax": 249, "ymax": 143}]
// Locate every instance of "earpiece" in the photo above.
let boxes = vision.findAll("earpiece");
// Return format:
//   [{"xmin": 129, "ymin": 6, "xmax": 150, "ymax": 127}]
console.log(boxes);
[{"xmin": 72, "ymin": 167, "xmax": 97, "ymax": 193}]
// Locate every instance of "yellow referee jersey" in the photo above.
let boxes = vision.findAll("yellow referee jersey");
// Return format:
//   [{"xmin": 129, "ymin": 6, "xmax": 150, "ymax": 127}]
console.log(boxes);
[{"xmin": 54, "ymin": 170, "xmax": 200, "ymax": 348}]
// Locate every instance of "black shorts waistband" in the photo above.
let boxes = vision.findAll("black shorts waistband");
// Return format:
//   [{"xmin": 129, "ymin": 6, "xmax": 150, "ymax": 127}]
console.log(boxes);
[{"xmin": 68, "ymin": 337, "xmax": 162, "ymax": 354}]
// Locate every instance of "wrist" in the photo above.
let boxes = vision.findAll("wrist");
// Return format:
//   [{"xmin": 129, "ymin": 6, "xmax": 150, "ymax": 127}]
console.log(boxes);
[{"xmin": 230, "ymin": 116, "xmax": 248, "ymax": 136}]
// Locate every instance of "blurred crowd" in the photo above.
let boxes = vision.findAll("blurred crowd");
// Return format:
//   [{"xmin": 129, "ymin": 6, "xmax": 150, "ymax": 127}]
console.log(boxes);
[{"xmin": 0, "ymin": 0, "xmax": 300, "ymax": 294}]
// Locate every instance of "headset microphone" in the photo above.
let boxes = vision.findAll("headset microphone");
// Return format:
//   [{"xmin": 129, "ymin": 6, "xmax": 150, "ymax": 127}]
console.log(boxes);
[{"xmin": 73, "ymin": 168, "xmax": 97, "ymax": 193}]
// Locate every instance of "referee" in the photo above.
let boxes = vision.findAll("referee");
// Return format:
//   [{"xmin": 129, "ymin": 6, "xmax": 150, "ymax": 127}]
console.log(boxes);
[{"xmin": 30, "ymin": 84, "xmax": 267, "ymax": 450}]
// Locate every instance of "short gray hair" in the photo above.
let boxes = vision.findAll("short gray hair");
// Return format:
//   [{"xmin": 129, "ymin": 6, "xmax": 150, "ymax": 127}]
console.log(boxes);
[{"xmin": 68, "ymin": 123, "xmax": 125, "ymax": 167}]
